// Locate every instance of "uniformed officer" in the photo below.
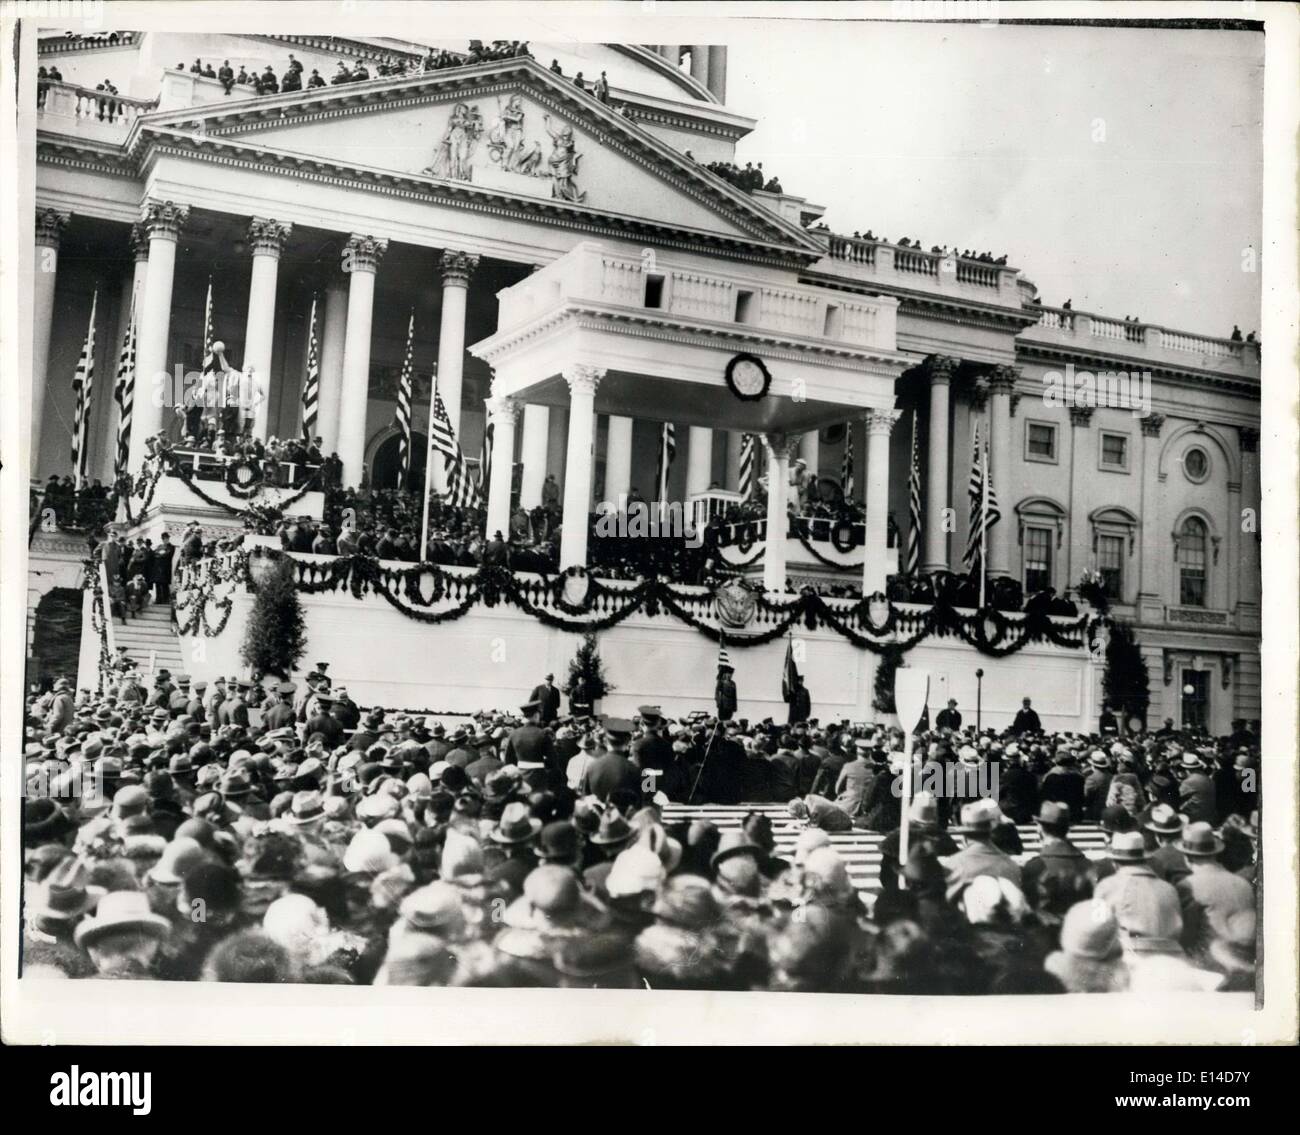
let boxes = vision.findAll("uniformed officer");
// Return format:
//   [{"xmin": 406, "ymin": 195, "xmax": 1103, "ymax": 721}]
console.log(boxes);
[
  {"xmin": 503, "ymin": 701, "xmax": 557, "ymax": 771},
  {"xmin": 715, "ymin": 663, "xmax": 738, "ymax": 722},
  {"xmin": 263, "ymin": 682, "xmax": 297, "ymax": 731}
]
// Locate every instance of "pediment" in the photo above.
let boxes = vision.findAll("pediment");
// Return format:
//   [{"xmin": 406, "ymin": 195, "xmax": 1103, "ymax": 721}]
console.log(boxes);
[{"xmin": 134, "ymin": 60, "xmax": 821, "ymax": 258}]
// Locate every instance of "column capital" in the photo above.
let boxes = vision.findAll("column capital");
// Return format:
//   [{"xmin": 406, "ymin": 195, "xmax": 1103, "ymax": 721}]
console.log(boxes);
[
  {"xmin": 924, "ymin": 354, "xmax": 960, "ymax": 385},
  {"xmin": 1140, "ymin": 412, "xmax": 1166, "ymax": 438},
  {"xmin": 35, "ymin": 207, "xmax": 70, "ymax": 249},
  {"xmin": 342, "ymin": 233, "xmax": 388, "ymax": 274},
  {"xmin": 989, "ymin": 364, "xmax": 1019, "ymax": 394},
  {"xmin": 864, "ymin": 407, "xmax": 902, "ymax": 437},
  {"xmin": 440, "ymin": 249, "xmax": 480, "ymax": 286},
  {"xmin": 248, "ymin": 217, "xmax": 293, "ymax": 258},
  {"xmin": 1238, "ymin": 425, "xmax": 1259, "ymax": 453},
  {"xmin": 128, "ymin": 222, "xmax": 150, "ymax": 263},
  {"xmin": 1068, "ymin": 405, "xmax": 1094, "ymax": 428},
  {"xmin": 139, "ymin": 198, "xmax": 190, "ymax": 241},
  {"xmin": 485, "ymin": 394, "xmax": 521, "ymax": 427},
  {"xmin": 563, "ymin": 364, "xmax": 604, "ymax": 397},
  {"xmin": 762, "ymin": 432, "xmax": 800, "ymax": 461}
]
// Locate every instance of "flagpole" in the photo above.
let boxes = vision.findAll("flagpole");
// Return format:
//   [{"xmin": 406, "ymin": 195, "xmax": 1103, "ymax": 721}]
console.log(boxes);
[
  {"xmin": 979, "ymin": 432, "xmax": 988, "ymax": 610},
  {"xmin": 420, "ymin": 367, "xmax": 438, "ymax": 559},
  {"xmin": 72, "ymin": 291, "xmax": 98, "ymax": 493}
]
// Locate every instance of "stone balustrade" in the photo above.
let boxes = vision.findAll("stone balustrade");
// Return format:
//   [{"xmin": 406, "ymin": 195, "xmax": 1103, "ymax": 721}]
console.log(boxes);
[
  {"xmin": 820, "ymin": 231, "xmax": 1023, "ymax": 304},
  {"xmin": 37, "ymin": 81, "xmax": 159, "ymax": 136}
]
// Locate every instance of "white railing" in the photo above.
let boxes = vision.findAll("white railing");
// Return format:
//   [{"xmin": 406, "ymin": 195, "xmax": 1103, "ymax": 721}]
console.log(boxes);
[
  {"xmin": 1033, "ymin": 306, "xmax": 1254, "ymax": 365},
  {"xmin": 37, "ymin": 81, "xmax": 158, "ymax": 126}
]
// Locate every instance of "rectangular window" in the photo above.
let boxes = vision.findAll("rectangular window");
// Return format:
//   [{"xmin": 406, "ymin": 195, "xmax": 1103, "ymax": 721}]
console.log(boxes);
[
  {"xmin": 1100, "ymin": 431, "xmax": 1129, "ymax": 471},
  {"xmin": 1024, "ymin": 525, "xmax": 1053, "ymax": 593},
  {"xmin": 1025, "ymin": 421, "xmax": 1057, "ymax": 463},
  {"xmin": 822, "ymin": 303, "xmax": 842, "ymax": 338},
  {"xmin": 735, "ymin": 290, "xmax": 754, "ymax": 324},
  {"xmin": 1181, "ymin": 670, "xmax": 1209, "ymax": 731},
  {"xmin": 1098, "ymin": 534, "xmax": 1124, "ymax": 599},
  {"xmin": 644, "ymin": 274, "xmax": 665, "ymax": 309}
]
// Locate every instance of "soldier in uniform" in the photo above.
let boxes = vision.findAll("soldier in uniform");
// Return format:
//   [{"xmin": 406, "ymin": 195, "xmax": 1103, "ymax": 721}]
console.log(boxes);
[
  {"xmin": 168, "ymin": 676, "xmax": 191, "ymax": 717},
  {"xmin": 205, "ymin": 676, "xmax": 227, "ymax": 722},
  {"xmin": 186, "ymin": 681, "xmax": 207, "ymax": 722},
  {"xmin": 578, "ymin": 718, "xmax": 640, "ymax": 801},
  {"xmin": 331, "ymin": 686, "xmax": 361, "ymax": 731},
  {"xmin": 503, "ymin": 701, "xmax": 557, "ymax": 770},
  {"xmin": 305, "ymin": 693, "xmax": 343, "ymax": 747},
  {"xmin": 631, "ymin": 706, "xmax": 672, "ymax": 775},
  {"xmin": 223, "ymin": 679, "xmax": 251, "ymax": 729},
  {"xmin": 263, "ymin": 682, "xmax": 297, "ymax": 731}
]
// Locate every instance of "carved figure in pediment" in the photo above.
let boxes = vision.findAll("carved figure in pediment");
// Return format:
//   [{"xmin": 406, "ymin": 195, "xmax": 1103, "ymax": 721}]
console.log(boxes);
[
  {"xmin": 425, "ymin": 102, "xmax": 484, "ymax": 181},
  {"xmin": 543, "ymin": 114, "xmax": 585, "ymax": 203},
  {"xmin": 487, "ymin": 94, "xmax": 543, "ymax": 175}
]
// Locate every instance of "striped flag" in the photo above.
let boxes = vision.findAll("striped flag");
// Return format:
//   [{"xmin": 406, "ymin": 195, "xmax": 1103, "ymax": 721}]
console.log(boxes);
[
  {"xmin": 963, "ymin": 421, "xmax": 1001, "ymax": 571},
  {"xmin": 781, "ymin": 637, "xmax": 800, "ymax": 704},
  {"xmin": 738, "ymin": 432, "xmax": 757, "ymax": 501},
  {"xmin": 70, "ymin": 292, "xmax": 98, "ymax": 489},
  {"xmin": 200, "ymin": 278, "xmax": 217, "ymax": 380},
  {"xmin": 394, "ymin": 310, "xmax": 415, "ymax": 488},
  {"xmin": 656, "ymin": 421, "xmax": 676, "ymax": 504},
  {"xmin": 478, "ymin": 419, "xmax": 494, "ymax": 492},
  {"xmin": 429, "ymin": 381, "xmax": 480, "ymax": 509},
  {"xmin": 113, "ymin": 296, "xmax": 137, "ymax": 478},
  {"xmin": 840, "ymin": 423, "xmax": 854, "ymax": 499},
  {"xmin": 906, "ymin": 414, "xmax": 922, "ymax": 574},
  {"xmin": 717, "ymin": 632, "xmax": 732, "ymax": 674},
  {"xmin": 300, "ymin": 295, "xmax": 320, "ymax": 443}
]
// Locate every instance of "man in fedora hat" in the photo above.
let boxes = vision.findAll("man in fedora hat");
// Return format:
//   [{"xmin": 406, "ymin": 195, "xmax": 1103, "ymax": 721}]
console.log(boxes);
[
  {"xmin": 263, "ymin": 682, "xmax": 297, "ymax": 731},
  {"xmin": 1093, "ymin": 831, "xmax": 1182, "ymax": 952},
  {"xmin": 305, "ymin": 691, "xmax": 343, "ymax": 747},
  {"xmin": 45, "ymin": 677, "xmax": 75, "ymax": 735},
  {"xmin": 579, "ymin": 718, "xmax": 640, "ymax": 801},
  {"xmin": 23, "ymin": 858, "xmax": 103, "ymax": 977},
  {"xmin": 74, "ymin": 890, "xmax": 172, "ymax": 978},
  {"xmin": 1083, "ymin": 750, "xmax": 1113, "ymax": 821},
  {"xmin": 566, "ymin": 730, "xmax": 599, "ymax": 791},
  {"xmin": 1175, "ymin": 751, "xmax": 1216, "ymax": 824},
  {"xmin": 582, "ymin": 804, "xmax": 635, "ymax": 897},
  {"xmin": 527, "ymin": 672, "xmax": 562, "ymax": 725},
  {"xmin": 1174, "ymin": 821, "xmax": 1255, "ymax": 968},
  {"xmin": 877, "ymin": 791, "xmax": 958, "ymax": 893},
  {"xmin": 1020, "ymin": 801, "xmax": 1094, "ymax": 919},
  {"xmin": 941, "ymin": 799, "xmax": 1022, "ymax": 902},
  {"xmin": 1143, "ymin": 803, "xmax": 1191, "ymax": 885},
  {"xmin": 1040, "ymin": 747, "xmax": 1086, "ymax": 820},
  {"xmin": 484, "ymin": 802, "xmax": 542, "ymax": 897}
]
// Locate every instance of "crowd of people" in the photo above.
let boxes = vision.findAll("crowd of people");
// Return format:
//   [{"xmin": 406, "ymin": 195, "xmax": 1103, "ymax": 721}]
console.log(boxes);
[
  {"xmin": 22, "ymin": 660, "xmax": 1260, "ymax": 992},
  {"xmin": 814, "ymin": 223, "xmax": 1012, "ymax": 265},
  {"xmin": 34, "ymin": 475, "xmax": 118, "ymax": 533},
  {"xmin": 704, "ymin": 160, "xmax": 784, "ymax": 195}
]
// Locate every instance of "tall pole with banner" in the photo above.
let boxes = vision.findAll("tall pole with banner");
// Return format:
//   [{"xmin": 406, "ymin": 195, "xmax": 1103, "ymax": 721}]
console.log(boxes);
[{"xmin": 893, "ymin": 667, "xmax": 930, "ymax": 887}]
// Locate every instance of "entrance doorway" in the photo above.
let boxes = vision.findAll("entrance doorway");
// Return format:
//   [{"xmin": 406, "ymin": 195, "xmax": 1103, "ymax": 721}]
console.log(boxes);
[
  {"xmin": 371, "ymin": 432, "xmax": 427, "ymax": 492},
  {"xmin": 1180, "ymin": 669, "xmax": 1210, "ymax": 732}
]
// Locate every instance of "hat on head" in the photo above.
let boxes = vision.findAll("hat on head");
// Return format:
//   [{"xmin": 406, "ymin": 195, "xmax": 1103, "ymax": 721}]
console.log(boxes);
[
  {"xmin": 605, "ymin": 844, "xmax": 665, "ymax": 898},
  {"xmin": 343, "ymin": 827, "xmax": 399, "ymax": 875},
  {"xmin": 955, "ymin": 798, "xmax": 1001, "ymax": 834},
  {"xmin": 29, "ymin": 858, "xmax": 105, "ymax": 923},
  {"xmin": 959, "ymin": 875, "xmax": 1030, "ymax": 925},
  {"xmin": 74, "ymin": 891, "xmax": 171, "ymax": 949},
  {"xmin": 589, "ymin": 805, "xmax": 633, "ymax": 847},
  {"xmin": 1178, "ymin": 752, "xmax": 1206, "ymax": 770},
  {"xmin": 709, "ymin": 829, "xmax": 763, "ymax": 872},
  {"xmin": 602, "ymin": 717, "xmax": 635, "ymax": 738},
  {"xmin": 288, "ymin": 790, "xmax": 326, "ymax": 826},
  {"xmin": 520, "ymin": 700, "xmax": 543, "ymax": 716},
  {"xmin": 907, "ymin": 791, "xmax": 940, "ymax": 831},
  {"xmin": 1109, "ymin": 831, "xmax": 1148, "ymax": 863},
  {"xmin": 1099, "ymin": 805, "xmax": 1137, "ymax": 834},
  {"xmin": 490, "ymin": 801, "xmax": 542, "ymax": 845},
  {"xmin": 1037, "ymin": 800, "xmax": 1071, "ymax": 828},
  {"xmin": 637, "ymin": 705, "xmax": 663, "ymax": 722},
  {"xmin": 538, "ymin": 821, "xmax": 579, "ymax": 863},
  {"xmin": 1144, "ymin": 803, "xmax": 1184, "ymax": 836},
  {"xmin": 398, "ymin": 882, "xmax": 466, "ymax": 937},
  {"xmin": 793, "ymin": 827, "xmax": 831, "ymax": 866},
  {"xmin": 1089, "ymin": 750, "xmax": 1112, "ymax": 770},
  {"xmin": 1176, "ymin": 821, "xmax": 1225, "ymax": 858}
]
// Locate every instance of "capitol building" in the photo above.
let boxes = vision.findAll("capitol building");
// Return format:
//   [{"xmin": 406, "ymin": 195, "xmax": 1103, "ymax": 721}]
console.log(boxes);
[{"xmin": 26, "ymin": 30, "xmax": 1261, "ymax": 732}]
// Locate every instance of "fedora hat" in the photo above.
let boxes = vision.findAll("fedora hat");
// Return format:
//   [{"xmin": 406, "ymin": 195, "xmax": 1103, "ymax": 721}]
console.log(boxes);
[
  {"xmin": 1178, "ymin": 752, "xmax": 1206, "ymax": 770},
  {"xmin": 589, "ymin": 805, "xmax": 633, "ymax": 847},
  {"xmin": 1176, "ymin": 821, "xmax": 1225, "ymax": 858},
  {"xmin": 73, "ymin": 890, "xmax": 171, "ymax": 949},
  {"xmin": 538, "ymin": 821, "xmax": 580, "ymax": 863},
  {"xmin": 398, "ymin": 882, "xmax": 466, "ymax": 937},
  {"xmin": 30, "ymin": 858, "xmax": 105, "ymax": 923},
  {"xmin": 490, "ymin": 801, "xmax": 542, "ymax": 845},
  {"xmin": 954, "ymin": 798, "xmax": 1001, "ymax": 834},
  {"xmin": 1088, "ymin": 750, "xmax": 1112, "ymax": 770},
  {"xmin": 1037, "ymin": 800, "xmax": 1071, "ymax": 827},
  {"xmin": 709, "ymin": 828, "xmax": 763, "ymax": 871},
  {"xmin": 906, "ymin": 791, "xmax": 941, "ymax": 831},
  {"xmin": 1144, "ymin": 803, "xmax": 1184, "ymax": 836},
  {"xmin": 1109, "ymin": 831, "xmax": 1148, "ymax": 863}
]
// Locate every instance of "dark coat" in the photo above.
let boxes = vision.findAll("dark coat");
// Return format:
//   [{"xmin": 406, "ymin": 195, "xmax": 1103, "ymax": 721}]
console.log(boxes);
[
  {"xmin": 579, "ymin": 750, "xmax": 641, "ymax": 800},
  {"xmin": 263, "ymin": 702, "xmax": 296, "ymax": 730},
  {"xmin": 1011, "ymin": 707, "xmax": 1042, "ymax": 735},
  {"xmin": 1039, "ymin": 765, "xmax": 1086, "ymax": 823},
  {"xmin": 715, "ymin": 678, "xmax": 738, "ymax": 721},
  {"xmin": 768, "ymin": 751, "xmax": 800, "ymax": 803},
  {"xmin": 1020, "ymin": 837, "xmax": 1095, "ymax": 915},
  {"xmin": 631, "ymin": 733, "xmax": 672, "ymax": 773},
  {"xmin": 152, "ymin": 541, "xmax": 176, "ymax": 584},
  {"xmin": 305, "ymin": 712, "xmax": 342, "ymax": 746},
  {"xmin": 935, "ymin": 707, "xmax": 962, "ymax": 730},
  {"xmin": 786, "ymin": 686, "xmax": 811, "ymax": 725},
  {"xmin": 504, "ymin": 723, "xmax": 556, "ymax": 769},
  {"xmin": 998, "ymin": 763, "xmax": 1040, "ymax": 824},
  {"xmin": 528, "ymin": 683, "xmax": 562, "ymax": 724}
]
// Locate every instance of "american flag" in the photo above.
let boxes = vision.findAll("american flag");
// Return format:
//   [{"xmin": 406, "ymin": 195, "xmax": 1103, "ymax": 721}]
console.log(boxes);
[
  {"xmin": 841, "ymin": 423, "xmax": 855, "ymax": 499},
  {"xmin": 429, "ymin": 382, "xmax": 480, "ymax": 509},
  {"xmin": 963, "ymin": 421, "xmax": 1000, "ymax": 571},
  {"xmin": 738, "ymin": 432, "xmax": 757, "ymax": 501},
  {"xmin": 717, "ymin": 632, "xmax": 732, "ymax": 673},
  {"xmin": 478, "ymin": 420, "xmax": 494, "ymax": 493},
  {"xmin": 300, "ymin": 295, "xmax": 320, "ymax": 444},
  {"xmin": 70, "ymin": 292, "xmax": 98, "ymax": 489},
  {"xmin": 906, "ymin": 413, "xmax": 922, "ymax": 574},
  {"xmin": 113, "ymin": 296, "xmax": 137, "ymax": 477},
  {"xmin": 656, "ymin": 421, "xmax": 676, "ymax": 503},
  {"xmin": 394, "ymin": 310, "xmax": 415, "ymax": 488}
]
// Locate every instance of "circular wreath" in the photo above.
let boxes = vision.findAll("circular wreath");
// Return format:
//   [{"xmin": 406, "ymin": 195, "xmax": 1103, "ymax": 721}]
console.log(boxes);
[
  {"xmin": 553, "ymin": 566, "xmax": 596, "ymax": 615},
  {"xmin": 724, "ymin": 352, "xmax": 772, "ymax": 402},
  {"xmin": 829, "ymin": 520, "xmax": 860, "ymax": 555},
  {"xmin": 224, "ymin": 459, "xmax": 265, "ymax": 499}
]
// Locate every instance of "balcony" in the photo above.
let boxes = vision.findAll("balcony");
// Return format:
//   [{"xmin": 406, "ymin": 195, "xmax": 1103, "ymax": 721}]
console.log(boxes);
[
  {"xmin": 814, "ymin": 232, "xmax": 1026, "ymax": 306},
  {"xmin": 36, "ymin": 80, "xmax": 159, "ymax": 143},
  {"xmin": 495, "ymin": 240, "xmax": 898, "ymax": 352},
  {"xmin": 1021, "ymin": 305, "xmax": 1261, "ymax": 379}
]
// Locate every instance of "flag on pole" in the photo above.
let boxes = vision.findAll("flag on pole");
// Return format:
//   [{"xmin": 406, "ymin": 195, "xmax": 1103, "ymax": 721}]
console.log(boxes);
[
  {"xmin": 429, "ymin": 381, "xmax": 480, "ymax": 509},
  {"xmin": 717, "ymin": 632, "xmax": 732, "ymax": 673},
  {"xmin": 394, "ymin": 310, "xmax": 415, "ymax": 489},
  {"xmin": 906, "ymin": 414, "xmax": 922, "ymax": 574},
  {"xmin": 781, "ymin": 636, "xmax": 800, "ymax": 704},
  {"xmin": 656, "ymin": 421, "xmax": 676, "ymax": 504},
  {"xmin": 478, "ymin": 420, "xmax": 494, "ymax": 492},
  {"xmin": 840, "ymin": 423, "xmax": 855, "ymax": 499},
  {"xmin": 113, "ymin": 296, "xmax": 137, "ymax": 478},
  {"xmin": 963, "ymin": 422, "xmax": 1001, "ymax": 571},
  {"xmin": 200, "ymin": 278, "xmax": 217, "ymax": 380},
  {"xmin": 738, "ymin": 432, "xmax": 757, "ymax": 501},
  {"xmin": 300, "ymin": 295, "xmax": 320, "ymax": 444},
  {"xmin": 70, "ymin": 292, "xmax": 98, "ymax": 489}
]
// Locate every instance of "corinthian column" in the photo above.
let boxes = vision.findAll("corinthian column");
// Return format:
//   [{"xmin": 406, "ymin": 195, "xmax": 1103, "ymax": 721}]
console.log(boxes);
[
  {"xmin": 518, "ymin": 403, "xmax": 550, "ymax": 509},
  {"xmin": 922, "ymin": 355, "xmax": 958, "ymax": 572},
  {"xmin": 433, "ymin": 249, "xmax": 479, "ymax": 494},
  {"xmin": 559, "ymin": 365, "xmax": 603, "ymax": 569},
  {"xmin": 243, "ymin": 218, "xmax": 292, "ymax": 440},
  {"xmin": 32, "ymin": 208, "xmax": 70, "ymax": 476},
  {"xmin": 129, "ymin": 199, "xmax": 188, "ymax": 473},
  {"xmin": 336, "ymin": 233, "xmax": 388, "ymax": 487},
  {"xmin": 762, "ymin": 433, "xmax": 796, "ymax": 593},
  {"xmin": 986, "ymin": 365, "xmax": 1018, "ymax": 578}
]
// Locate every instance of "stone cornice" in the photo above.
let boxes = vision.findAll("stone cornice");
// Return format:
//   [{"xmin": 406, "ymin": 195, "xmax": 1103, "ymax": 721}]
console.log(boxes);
[
  {"xmin": 125, "ymin": 57, "xmax": 820, "ymax": 258},
  {"xmin": 1013, "ymin": 339, "xmax": 1261, "ymax": 400},
  {"xmin": 473, "ymin": 302, "xmax": 911, "ymax": 377},
  {"xmin": 36, "ymin": 134, "xmax": 139, "ymax": 179},
  {"xmin": 798, "ymin": 269, "xmax": 1039, "ymax": 333}
]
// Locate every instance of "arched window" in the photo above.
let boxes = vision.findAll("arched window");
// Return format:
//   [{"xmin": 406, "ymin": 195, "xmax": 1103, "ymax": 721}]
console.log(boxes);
[{"xmin": 1178, "ymin": 517, "xmax": 1208, "ymax": 607}]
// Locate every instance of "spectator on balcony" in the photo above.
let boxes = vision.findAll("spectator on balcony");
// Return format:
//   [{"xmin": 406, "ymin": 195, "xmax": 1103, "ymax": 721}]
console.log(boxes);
[
  {"xmin": 331, "ymin": 61, "xmax": 352, "ymax": 85},
  {"xmin": 280, "ymin": 63, "xmax": 302, "ymax": 93},
  {"xmin": 764, "ymin": 176, "xmax": 784, "ymax": 193},
  {"xmin": 307, "ymin": 68, "xmax": 325, "ymax": 89},
  {"xmin": 190, "ymin": 58, "xmax": 203, "ymax": 74},
  {"xmin": 287, "ymin": 54, "xmax": 303, "ymax": 78},
  {"xmin": 257, "ymin": 65, "xmax": 279, "ymax": 95},
  {"xmin": 217, "ymin": 60, "xmax": 234, "ymax": 94},
  {"xmin": 37, "ymin": 65, "xmax": 49, "ymax": 109},
  {"xmin": 353, "ymin": 58, "xmax": 370, "ymax": 82},
  {"xmin": 594, "ymin": 71, "xmax": 610, "ymax": 104},
  {"xmin": 47, "ymin": 64, "xmax": 62, "ymax": 83},
  {"xmin": 236, "ymin": 65, "xmax": 252, "ymax": 86},
  {"xmin": 1230, "ymin": 325, "xmax": 1242, "ymax": 342},
  {"xmin": 95, "ymin": 79, "xmax": 119, "ymax": 123},
  {"xmin": 201, "ymin": 63, "xmax": 217, "ymax": 80},
  {"xmin": 311, "ymin": 525, "xmax": 337, "ymax": 556},
  {"xmin": 573, "ymin": 71, "xmax": 586, "ymax": 92}
]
